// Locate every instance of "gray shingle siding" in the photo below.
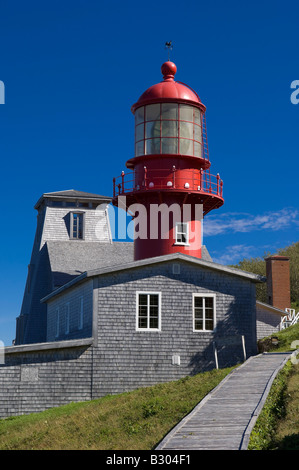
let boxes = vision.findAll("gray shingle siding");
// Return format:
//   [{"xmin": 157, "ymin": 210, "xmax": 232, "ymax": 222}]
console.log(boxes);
[
  {"xmin": 0, "ymin": 258, "xmax": 258, "ymax": 418},
  {"xmin": 41, "ymin": 206, "xmax": 111, "ymax": 245},
  {"xmin": 256, "ymin": 304, "xmax": 282, "ymax": 339},
  {"xmin": 15, "ymin": 194, "xmax": 122, "ymax": 345},
  {"xmin": 91, "ymin": 260, "xmax": 257, "ymax": 396},
  {"xmin": 0, "ymin": 341, "xmax": 93, "ymax": 419},
  {"xmin": 47, "ymin": 280, "xmax": 93, "ymax": 342}
]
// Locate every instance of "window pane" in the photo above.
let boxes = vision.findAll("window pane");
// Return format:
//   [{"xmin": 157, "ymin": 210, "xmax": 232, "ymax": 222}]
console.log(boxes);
[
  {"xmin": 194, "ymin": 141, "xmax": 202, "ymax": 157},
  {"xmin": 179, "ymin": 121, "xmax": 193, "ymax": 139},
  {"xmin": 161, "ymin": 120, "xmax": 178, "ymax": 137},
  {"xmin": 205, "ymin": 320, "xmax": 213, "ymax": 330},
  {"xmin": 146, "ymin": 120, "xmax": 160, "ymax": 139},
  {"xmin": 78, "ymin": 216, "xmax": 83, "ymax": 238},
  {"xmin": 150, "ymin": 306, "xmax": 158, "ymax": 317},
  {"xmin": 135, "ymin": 123, "xmax": 144, "ymax": 141},
  {"xmin": 139, "ymin": 304, "xmax": 148, "ymax": 315},
  {"xmin": 177, "ymin": 232, "xmax": 187, "ymax": 244},
  {"xmin": 177, "ymin": 223, "xmax": 186, "ymax": 234},
  {"xmin": 135, "ymin": 106, "xmax": 144, "ymax": 125},
  {"xmin": 194, "ymin": 297, "xmax": 203, "ymax": 309},
  {"xmin": 139, "ymin": 317, "xmax": 148, "ymax": 329},
  {"xmin": 179, "ymin": 139, "xmax": 193, "ymax": 155},
  {"xmin": 180, "ymin": 104, "xmax": 193, "ymax": 122},
  {"xmin": 194, "ymin": 108, "xmax": 201, "ymax": 125},
  {"xmin": 150, "ymin": 317, "xmax": 158, "ymax": 329},
  {"xmin": 194, "ymin": 124, "xmax": 202, "ymax": 143},
  {"xmin": 145, "ymin": 138, "xmax": 160, "ymax": 154},
  {"xmin": 161, "ymin": 103, "xmax": 178, "ymax": 120},
  {"xmin": 145, "ymin": 103, "xmax": 160, "ymax": 121},
  {"xmin": 150, "ymin": 294, "xmax": 159, "ymax": 306},
  {"xmin": 194, "ymin": 307, "xmax": 203, "ymax": 318},
  {"xmin": 161, "ymin": 138, "xmax": 178, "ymax": 154},
  {"xmin": 195, "ymin": 319, "xmax": 203, "ymax": 330},
  {"xmin": 135, "ymin": 140, "xmax": 144, "ymax": 157},
  {"xmin": 179, "ymin": 138, "xmax": 193, "ymax": 156},
  {"xmin": 139, "ymin": 294, "xmax": 148, "ymax": 305},
  {"xmin": 205, "ymin": 297, "xmax": 214, "ymax": 309}
]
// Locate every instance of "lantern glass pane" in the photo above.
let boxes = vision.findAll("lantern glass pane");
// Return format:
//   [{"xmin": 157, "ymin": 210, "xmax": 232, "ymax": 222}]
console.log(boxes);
[
  {"xmin": 161, "ymin": 120, "xmax": 178, "ymax": 137},
  {"xmin": 161, "ymin": 103, "xmax": 178, "ymax": 120},
  {"xmin": 135, "ymin": 106, "xmax": 144, "ymax": 125},
  {"xmin": 162, "ymin": 138, "xmax": 178, "ymax": 154},
  {"xmin": 194, "ymin": 108, "xmax": 201, "ymax": 125},
  {"xmin": 146, "ymin": 138, "xmax": 160, "ymax": 154},
  {"xmin": 146, "ymin": 120, "xmax": 160, "ymax": 139},
  {"xmin": 179, "ymin": 138, "xmax": 193, "ymax": 155},
  {"xmin": 135, "ymin": 123, "xmax": 144, "ymax": 142},
  {"xmin": 194, "ymin": 123, "xmax": 202, "ymax": 142},
  {"xmin": 135, "ymin": 140, "xmax": 144, "ymax": 157},
  {"xmin": 194, "ymin": 141, "xmax": 201, "ymax": 157},
  {"xmin": 179, "ymin": 121, "xmax": 193, "ymax": 139},
  {"xmin": 180, "ymin": 104, "xmax": 193, "ymax": 122},
  {"xmin": 145, "ymin": 103, "xmax": 160, "ymax": 121}
]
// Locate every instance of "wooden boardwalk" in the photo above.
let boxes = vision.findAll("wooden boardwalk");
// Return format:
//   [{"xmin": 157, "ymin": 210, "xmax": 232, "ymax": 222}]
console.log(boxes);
[{"xmin": 156, "ymin": 352, "xmax": 292, "ymax": 450}]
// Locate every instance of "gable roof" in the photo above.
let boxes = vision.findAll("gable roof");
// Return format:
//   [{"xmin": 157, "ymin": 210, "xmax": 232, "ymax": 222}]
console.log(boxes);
[{"xmin": 42, "ymin": 251, "xmax": 265, "ymax": 303}]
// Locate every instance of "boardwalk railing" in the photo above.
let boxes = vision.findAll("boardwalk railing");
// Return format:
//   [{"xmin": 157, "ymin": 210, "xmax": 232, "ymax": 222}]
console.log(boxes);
[{"xmin": 280, "ymin": 308, "xmax": 299, "ymax": 330}]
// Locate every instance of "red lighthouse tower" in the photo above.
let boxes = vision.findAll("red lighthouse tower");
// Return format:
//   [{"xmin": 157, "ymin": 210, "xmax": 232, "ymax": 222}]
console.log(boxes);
[{"xmin": 113, "ymin": 60, "xmax": 224, "ymax": 261}]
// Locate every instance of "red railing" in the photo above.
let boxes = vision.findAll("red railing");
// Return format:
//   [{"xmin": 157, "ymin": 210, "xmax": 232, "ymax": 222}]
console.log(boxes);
[{"xmin": 113, "ymin": 167, "xmax": 223, "ymax": 199}]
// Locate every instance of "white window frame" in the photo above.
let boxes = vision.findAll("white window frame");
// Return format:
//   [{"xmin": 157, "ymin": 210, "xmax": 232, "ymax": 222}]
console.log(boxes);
[
  {"xmin": 192, "ymin": 293, "xmax": 216, "ymax": 332},
  {"xmin": 175, "ymin": 222, "xmax": 189, "ymax": 246},
  {"xmin": 79, "ymin": 296, "xmax": 84, "ymax": 330},
  {"xmin": 136, "ymin": 291, "xmax": 161, "ymax": 331},
  {"xmin": 65, "ymin": 302, "xmax": 70, "ymax": 334}
]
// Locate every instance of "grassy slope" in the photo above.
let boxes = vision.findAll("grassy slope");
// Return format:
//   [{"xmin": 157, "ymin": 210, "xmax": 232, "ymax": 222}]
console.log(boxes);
[
  {"xmin": 0, "ymin": 367, "xmax": 235, "ymax": 450},
  {"xmin": 2, "ymin": 324, "xmax": 299, "ymax": 450},
  {"xmin": 249, "ymin": 322, "xmax": 299, "ymax": 450}
]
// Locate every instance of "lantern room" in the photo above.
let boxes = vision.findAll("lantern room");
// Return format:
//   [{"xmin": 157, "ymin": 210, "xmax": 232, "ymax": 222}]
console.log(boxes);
[
  {"xmin": 112, "ymin": 60, "xmax": 224, "ymax": 262},
  {"xmin": 127, "ymin": 61, "xmax": 210, "ymax": 170},
  {"xmin": 134, "ymin": 102, "xmax": 203, "ymax": 159}
]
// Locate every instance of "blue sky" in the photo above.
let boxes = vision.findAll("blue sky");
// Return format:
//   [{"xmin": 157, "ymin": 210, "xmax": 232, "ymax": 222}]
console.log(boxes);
[{"xmin": 0, "ymin": 0, "xmax": 298, "ymax": 345}]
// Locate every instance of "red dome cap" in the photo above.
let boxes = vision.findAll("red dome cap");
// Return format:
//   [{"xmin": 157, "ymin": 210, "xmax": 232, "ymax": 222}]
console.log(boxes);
[{"xmin": 131, "ymin": 61, "xmax": 206, "ymax": 113}]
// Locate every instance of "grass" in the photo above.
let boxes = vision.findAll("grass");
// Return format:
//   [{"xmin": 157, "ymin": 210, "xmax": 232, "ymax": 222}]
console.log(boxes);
[
  {"xmin": 249, "ymin": 322, "xmax": 299, "ymax": 450},
  {"xmin": 2, "ymin": 323, "xmax": 299, "ymax": 451},
  {"xmin": 0, "ymin": 366, "xmax": 235, "ymax": 450}
]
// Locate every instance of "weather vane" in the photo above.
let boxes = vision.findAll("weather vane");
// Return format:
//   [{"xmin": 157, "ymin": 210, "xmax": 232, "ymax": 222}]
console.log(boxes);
[{"xmin": 165, "ymin": 41, "xmax": 173, "ymax": 61}]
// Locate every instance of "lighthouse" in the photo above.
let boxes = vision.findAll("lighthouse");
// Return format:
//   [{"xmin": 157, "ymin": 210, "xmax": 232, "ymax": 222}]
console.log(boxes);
[{"xmin": 113, "ymin": 60, "xmax": 224, "ymax": 261}]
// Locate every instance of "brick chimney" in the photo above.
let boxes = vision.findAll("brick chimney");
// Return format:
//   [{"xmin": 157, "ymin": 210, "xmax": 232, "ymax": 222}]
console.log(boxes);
[{"xmin": 265, "ymin": 255, "xmax": 291, "ymax": 310}]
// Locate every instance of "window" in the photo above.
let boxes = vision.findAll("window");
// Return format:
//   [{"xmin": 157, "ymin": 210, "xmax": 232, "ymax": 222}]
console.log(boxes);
[
  {"xmin": 136, "ymin": 292, "xmax": 161, "ymax": 331},
  {"xmin": 175, "ymin": 222, "xmax": 189, "ymax": 245},
  {"xmin": 193, "ymin": 294, "xmax": 216, "ymax": 332},
  {"xmin": 79, "ymin": 296, "xmax": 84, "ymax": 330},
  {"xmin": 71, "ymin": 212, "xmax": 84, "ymax": 239}
]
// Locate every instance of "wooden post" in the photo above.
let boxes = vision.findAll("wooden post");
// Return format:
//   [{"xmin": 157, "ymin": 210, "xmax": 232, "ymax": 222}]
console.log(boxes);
[
  {"xmin": 213, "ymin": 342, "xmax": 219, "ymax": 370},
  {"xmin": 242, "ymin": 335, "xmax": 246, "ymax": 362}
]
